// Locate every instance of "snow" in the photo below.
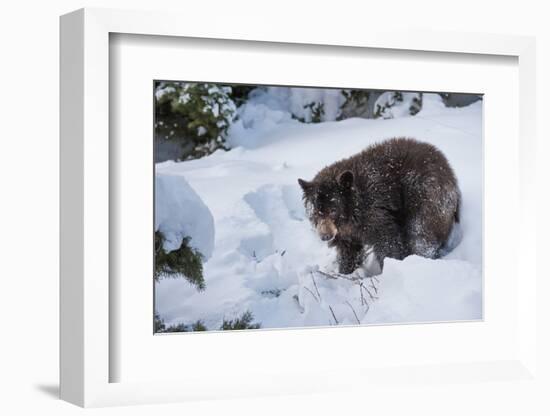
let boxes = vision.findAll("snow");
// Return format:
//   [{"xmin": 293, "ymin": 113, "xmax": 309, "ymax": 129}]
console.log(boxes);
[
  {"xmin": 155, "ymin": 92, "xmax": 483, "ymax": 330},
  {"xmin": 230, "ymin": 86, "xmax": 345, "ymax": 133},
  {"xmin": 226, "ymin": 87, "xmax": 344, "ymax": 149},
  {"xmin": 197, "ymin": 126, "xmax": 207, "ymax": 137},
  {"xmin": 155, "ymin": 174, "xmax": 215, "ymax": 259},
  {"xmin": 155, "ymin": 85, "xmax": 175, "ymax": 100}
]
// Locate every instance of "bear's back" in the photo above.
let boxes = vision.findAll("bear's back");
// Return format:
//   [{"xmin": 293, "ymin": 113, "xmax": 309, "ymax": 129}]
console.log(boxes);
[{"xmin": 313, "ymin": 137, "xmax": 459, "ymax": 217}]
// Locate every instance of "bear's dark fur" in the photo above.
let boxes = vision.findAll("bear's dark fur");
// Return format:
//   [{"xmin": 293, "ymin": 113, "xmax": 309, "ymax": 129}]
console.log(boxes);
[{"xmin": 298, "ymin": 137, "xmax": 461, "ymax": 275}]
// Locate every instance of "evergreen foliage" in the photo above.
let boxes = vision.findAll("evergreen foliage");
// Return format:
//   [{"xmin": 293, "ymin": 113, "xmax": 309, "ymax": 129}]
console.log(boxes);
[
  {"xmin": 304, "ymin": 102, "xmax": 325, "ymax": 123},
  {"xmin": 293, "ymin": 101, "xmax": 325, "ymax": 123},
  {"xmin": 154, "ymin": 230, "xmax": 205, "ymax": 291},
  {"xmin": 154, "ymin": 311, "xmax": 260, "ymax": 333},
  {"xmin": 220, "ymin": 310, "xmax": 261, "ymax": 330},
  {"xmin": 339, "ymin": 90, "xmax": 370, "ymax": 118},
  {"xmin": 229, "ymin": 85, "xmax": 256, "ymax": 106},
  {"xmin": 374, "ymin": 91, "xmax": 403, "ymax": 118},
  {"xmin": 340, "ymin": 90, "xmax": 426, "ymax": 120},
  {"xmin": 154, "ymin": 312, "xmax": 165, "ymax": 333},
  {"xmin": 155, "ymin": 81, "xmax": 237, "ymax": 159},
  {"xmin": 410, "ymin": 93, "xmax": 423, "ymax": 115},
  {"xmin": 154, "ymin": 313, "xmax": 207, "ymax": 333},
  {"xmin": 339, "ymin": 90, "xmax": 381, "ymax": 119},
  {"xmin": 374, "ymin": 92, "xmax": 423, "ymax": 119}
]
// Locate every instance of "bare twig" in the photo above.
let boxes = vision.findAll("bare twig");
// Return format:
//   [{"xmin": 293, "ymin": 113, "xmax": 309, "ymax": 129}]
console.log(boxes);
[
  {"xmin": 338, "ymin": 272, "xmax": 363, "ymax": 281},
  {"xmin": 359, "ymin": 282, "xmax": 367, "ymax": 306},
  {"xmin": 369, "ymin": 280, "xmax": 378, "ymax": 295},
  {"xmin": 303, "ymin": 286, "xmax": 319, "ymax": 303},
  {"xmin": 310, "ymin": 272, "xmax": 322, "ymax": 302},
  {"xmin": 316, "ymin": 270, "xmax": 361, "ymax": 282},
  {"xmin": 314, "ymin": 269, "xmax": 378, "ymax": 318},
  {"xmin": 345, "ymin": 301, "xmax": 361, "ymax": 324},
  {"xmin": 315, "ymin": 270, "xmax": 337, "ymax": 280},
  {"xmin": 364, "ymin": 285, "xmax": 378, "ymax": 301},
  {"xmin": 328, "ymin": 305, "xmax": 339, "ymax": 325},
  {"xmin": 316, "ymin": 268, "xmax": 380, "ymax": 302},
  {"xmin": 292, "ymin": 294, "xmax": 305, "ymax": 313}
]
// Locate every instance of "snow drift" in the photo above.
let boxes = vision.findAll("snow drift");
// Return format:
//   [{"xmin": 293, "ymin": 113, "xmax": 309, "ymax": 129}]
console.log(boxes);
[{"xmin": 155, "ymin": 174, "xmax": 215, "ymax": 259}]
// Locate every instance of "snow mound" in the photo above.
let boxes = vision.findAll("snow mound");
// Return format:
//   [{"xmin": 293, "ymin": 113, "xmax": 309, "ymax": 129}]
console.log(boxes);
[
  {"xmin": 363, "ymin": 256, "xmax": 482, "ymax": 324},
  {"xmin": 418, "ymin": 93, "xmax": 448, "ymax": 116},
  {"xmin": 290, "ymin": 253, "xmax": 481, "ymax": 328},
  {"xmin": 155, "ymin": 174, "xmax": 215, "ymax": 259},
  {"xmin": 227, "ymin": 86, "xmax": 345, "ymax": 149}
]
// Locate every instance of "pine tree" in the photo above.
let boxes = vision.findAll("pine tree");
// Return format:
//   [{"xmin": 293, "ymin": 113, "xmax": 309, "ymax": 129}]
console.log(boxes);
[
  {"xmin": 154, "ymin": 230, "xmax": 206, "ymax": 291},
  {"xmin": 155, "ymin": 81, "xmax": 237, "ymax": 160},
  {"xmin": 303, "ymin": 102, "xmax": 325, "ymax": 123},
  {"xmin": 220, "ymin": 311, "xmax": 261, "ymax": 330},
  {"xmin": 154, "ymin": 313, "xmax": 208, "ymax": 333},
  {"xmin": 373, "ymin": 92, "xmax": 423, "ymax": 119},
  {"xmin": 339, "ymin": 90, "xmax": 386, "ymax": 119},
  {"xmin": 229, "ymin": 85, "xmax": 256, "ymax": 106},
  {"xmin": 154, "ymin": 312, "xmax": 166, "ymax": 333},
  {"xmin": 340, "ymin": 90, "xmax": 424, "ymax": 120}
]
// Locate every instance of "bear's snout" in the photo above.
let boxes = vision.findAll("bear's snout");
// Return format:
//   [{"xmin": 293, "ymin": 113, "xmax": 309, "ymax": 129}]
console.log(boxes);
[
  {"xmin": 317, "ymin": 218, "xmax": 337, "ymax": 242},
  {"xmin": 320, "ymin": 234, "xmax": 333, "ymax": 242}
]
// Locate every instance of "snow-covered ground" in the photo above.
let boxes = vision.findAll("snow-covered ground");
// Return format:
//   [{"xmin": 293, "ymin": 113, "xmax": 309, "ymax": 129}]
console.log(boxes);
[{"xmin": 155, "ymin": 93, "xmax": 483, "ymax": 330}]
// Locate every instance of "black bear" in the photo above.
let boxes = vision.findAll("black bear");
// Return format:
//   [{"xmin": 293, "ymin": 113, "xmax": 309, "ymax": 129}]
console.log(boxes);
[{"xmin": 298, "ymin": 137, "xmax": 461, "ymax": 275}]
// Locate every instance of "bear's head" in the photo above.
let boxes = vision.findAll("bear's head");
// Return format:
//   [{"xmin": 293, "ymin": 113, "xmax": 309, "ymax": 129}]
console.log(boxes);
[{"xmin": 298, "ymin": 170, "xmax": 355, "ymax": 243}]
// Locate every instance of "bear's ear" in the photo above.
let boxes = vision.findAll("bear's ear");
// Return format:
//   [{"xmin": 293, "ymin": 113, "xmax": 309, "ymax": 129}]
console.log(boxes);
[
  {"xmin": 337, "ymin": 170, "xmax": 354, "ymax": 189},
  {"xmin": 298, "ymin": 178, "xmax": 312, "ymax": 192}
]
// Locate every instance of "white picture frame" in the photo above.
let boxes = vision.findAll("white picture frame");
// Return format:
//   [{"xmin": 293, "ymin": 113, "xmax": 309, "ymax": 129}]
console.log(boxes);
[{"xmin": 60, "ymin": 7, "xmax": 538, "ymax": 408}]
